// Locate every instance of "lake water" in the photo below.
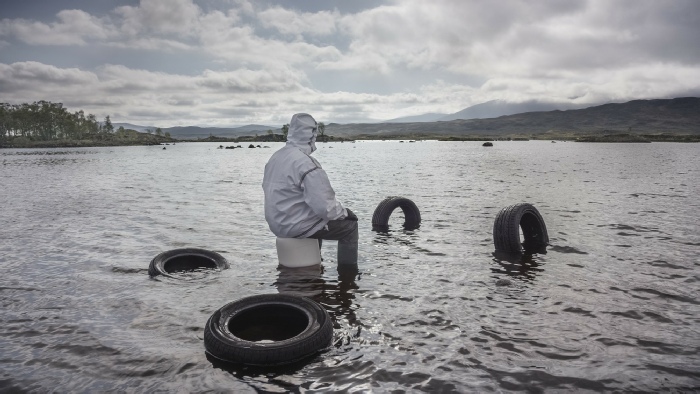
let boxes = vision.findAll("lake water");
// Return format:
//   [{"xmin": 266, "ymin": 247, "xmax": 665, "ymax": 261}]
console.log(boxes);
[{"xmin": 1, "ymin": 141, "xmax": 699, "ymax": 392}]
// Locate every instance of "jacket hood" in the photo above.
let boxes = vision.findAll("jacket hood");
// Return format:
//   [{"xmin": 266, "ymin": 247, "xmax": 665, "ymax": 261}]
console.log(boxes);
[{"xmin": 286, "ymin": 113, "xmax": 317, "ymax": 154}]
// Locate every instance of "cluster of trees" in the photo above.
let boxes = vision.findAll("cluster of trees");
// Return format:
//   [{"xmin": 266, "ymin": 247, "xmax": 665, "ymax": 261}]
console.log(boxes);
[
  {"xmin": 0, "ymin": 101, "xmax": 117, "ymax": 141},
  {"xmin": 0, "ymin": 101, "xmax": 174, "ymax": 148}
]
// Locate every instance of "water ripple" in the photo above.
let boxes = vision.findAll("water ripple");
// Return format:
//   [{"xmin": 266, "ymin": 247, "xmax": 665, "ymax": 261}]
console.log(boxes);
[{"xmin": 1, "ymin": 142, "xmax": 699, "ymax": 392}]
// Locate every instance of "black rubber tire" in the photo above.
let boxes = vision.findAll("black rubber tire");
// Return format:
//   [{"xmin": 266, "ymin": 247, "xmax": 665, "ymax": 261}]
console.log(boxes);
[
  {"xmin": 204, "ymin": 294, "xmax": 333, "ymax": 366},
  {"xmin": 493, "ymin": 203, "xmax": 549, "ymax": 253},
  {"xmin": 372, "ymin": 196, "xmax": 421, "ymax": 231},
  {"xmin": 148, "ymin": 248, "xmax": 229, "ymax": 277}
]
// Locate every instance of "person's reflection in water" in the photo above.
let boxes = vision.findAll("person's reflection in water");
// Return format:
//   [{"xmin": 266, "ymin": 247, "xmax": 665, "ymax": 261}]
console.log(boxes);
[
  {"xmin": 325, "ymin": 264, "xmax": 360, "ymax": 328},
  {"xmin": 274, "ymin": 264, "xmax": 326, "ymax": 298},
  {"xmin": 274, "ymin": 263, "xmax": 360, "ymax": 330}
]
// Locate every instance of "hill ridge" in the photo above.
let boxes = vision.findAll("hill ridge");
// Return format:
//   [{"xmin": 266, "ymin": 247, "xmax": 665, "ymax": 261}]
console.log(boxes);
[{"xmin": 325, "ymin": 97, "xmax": 700, "ymax": 138}]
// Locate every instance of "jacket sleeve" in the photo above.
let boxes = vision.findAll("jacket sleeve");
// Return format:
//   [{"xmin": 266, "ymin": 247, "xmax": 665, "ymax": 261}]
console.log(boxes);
[{"xmin": 301, "ymin": 167, "xmax": 347, "ymax": 221}]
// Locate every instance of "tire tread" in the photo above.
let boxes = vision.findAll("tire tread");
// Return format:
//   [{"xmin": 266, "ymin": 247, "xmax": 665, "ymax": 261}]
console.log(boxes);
[
  {"xmin": 372, "ymin": 196, "xmax": 421, "ymax": 230},
  {"xmin": 493, "ymin": 203, "xmax": 548, "ymax": 253},
  {"xmin": 204, "ymin": 294, "xmax": 332, "ymax": 366}
]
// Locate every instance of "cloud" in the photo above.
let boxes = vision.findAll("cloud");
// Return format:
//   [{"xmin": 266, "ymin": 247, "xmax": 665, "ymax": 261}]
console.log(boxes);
[
  {"xmin": 258, "ymin": 7, "xmax": 339, "ymax": 37},
  {"xmin": 197, "ymin": 68, "xmax": 307, "ymax": 93},
  {"xmin": 2, "ymin": 58, "xmax": 699, "ymax": 126},
  {"xmin": 0, "ymin": 61, "xmax": 323, "ymax": 124},
  {"xmin": 114, "ymin": 0, "xmax": 202, "ymax": 37},
  {"xmin": 0, "ymin": 61, "xmax": 99, "ymax": 92},
  {"xmin": 0, "ymin": 9, "xmax": 111, "ymax": 45},
  {"xmin": 0, "ymin": 0, "xmax": 698, "ymax": 124},
  {"xmin": 325, "ymin": 0, "xmax": 699, "ymax": 78}
]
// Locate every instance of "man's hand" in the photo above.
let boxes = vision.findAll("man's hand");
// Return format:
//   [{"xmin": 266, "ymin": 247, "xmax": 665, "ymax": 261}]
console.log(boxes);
[{"xmin": 345, "ymin": 208, "xmax": 358, "ymax": 221}]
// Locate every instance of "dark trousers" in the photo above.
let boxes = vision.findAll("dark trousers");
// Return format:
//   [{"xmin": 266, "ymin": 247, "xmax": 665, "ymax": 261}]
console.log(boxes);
[{"xmin": 307, "ymin": 219, "xmax": 358, "ymax": 265}]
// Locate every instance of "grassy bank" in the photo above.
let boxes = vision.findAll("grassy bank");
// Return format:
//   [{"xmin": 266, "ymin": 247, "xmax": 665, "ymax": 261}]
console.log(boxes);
[{"xmin": 0, "ymin": 136, "xmax": 175, "ymax": 149}]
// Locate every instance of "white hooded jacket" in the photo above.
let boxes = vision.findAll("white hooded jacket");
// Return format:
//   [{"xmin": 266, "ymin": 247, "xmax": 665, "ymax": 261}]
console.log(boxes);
[{"xmin": 262, "ymin": 113, "xmax": 347, "ymax": 238}]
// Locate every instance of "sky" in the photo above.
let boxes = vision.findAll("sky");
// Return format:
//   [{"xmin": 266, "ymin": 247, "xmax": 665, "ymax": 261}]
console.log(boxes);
[{"xmin": 1, "ymin": 0, "xmax": 699, "ymax": 127}]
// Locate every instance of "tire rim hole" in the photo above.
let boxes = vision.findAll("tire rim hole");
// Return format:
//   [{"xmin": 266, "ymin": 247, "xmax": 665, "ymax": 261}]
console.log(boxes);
[
  {"xmin": 229, "ymin": 305, "xmax": 309, "ymax": 342},
  {"xmin": 388, "ymin": 211, "xmax": 406, "ymax": 228},
  {"xmin": 520, "ymin": 213, "xmax": 545, "ymax": 250},
  {"xmin": 163, "ymin": 255, "xmax": 218, "ymax": 273}
]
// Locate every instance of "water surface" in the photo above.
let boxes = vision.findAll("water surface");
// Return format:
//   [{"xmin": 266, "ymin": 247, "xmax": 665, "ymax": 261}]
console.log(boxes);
[{"xmin": 1, "ymin": 141, "xmax": 698, "ymax": 392}]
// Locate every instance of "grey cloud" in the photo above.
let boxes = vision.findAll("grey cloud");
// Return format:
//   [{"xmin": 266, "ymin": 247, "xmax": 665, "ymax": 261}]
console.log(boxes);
[
  {"xmin": 165, "ymin": 96, "xmax": 199, "ymax": 106},
  {"xmin": 489, "ymin": 0, "xmax": 700, "ymax": 74},
  {"xmin": 258, "ymin": 7, "xmax": 338, "ymax": 37},
  {"xmin": 0, "ymin": 61, "xmax": 98, "ymax": 89},
  {"xmin": 196, "ymin": 69, "xmax": 305, "ymax": 93},
  {"xmin": 203, "ymin": 106, "xmax": 266, "ymax": 117},
  {"xmin": 0, "ymin": 9, "xmax": 110, "ymax": 45},
  {"xmin": 113, "ymin": 0, "xmax": 202, "ymax": 37},
  {"xmin": 594, "ymin": 0, "xmax": 700, "ymax": 64},
  {"xmin": 0, "ymin": 0, "xmax": 698, "ymax": 125}
]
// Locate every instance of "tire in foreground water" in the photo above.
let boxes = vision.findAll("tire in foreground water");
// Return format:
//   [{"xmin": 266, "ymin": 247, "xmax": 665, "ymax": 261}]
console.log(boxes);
[
  {"xmin": 493, "ymin": 203, "xmax": 549, "ymax": 254},
  {"xmin": 204, "ymin": 294, "xmax": 333, "ymax": 366}
]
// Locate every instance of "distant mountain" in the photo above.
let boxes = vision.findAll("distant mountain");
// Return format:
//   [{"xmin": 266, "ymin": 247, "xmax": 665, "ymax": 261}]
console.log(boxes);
[
  {"xmin": 113, "ymin": 123, "xmax": 277, "ymax": 139},
  {"xmin": 381, "ymin": 100, "xmax": 587, "ymax": 124},
  {"xmin": 384, "ymin": 113, "xmax": 447, "ymax": 123},
  {"xmin": 326, "ymin": 97, "xmax": 700, "ymax": 138},
  {"xmin": 113, "ymin": 98, "xmax": 698, "ymax": 140},
  {"xmin": 113, "ymin": 123, "xmax": 157, "ymax": 133},
  {"xmin": 438, "ymin": 100, "xmax": 587, "ymax": 121}
]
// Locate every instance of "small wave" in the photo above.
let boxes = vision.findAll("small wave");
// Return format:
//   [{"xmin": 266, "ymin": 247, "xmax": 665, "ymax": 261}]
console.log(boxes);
[
  {"xmin": 673, "ymin": 240, "xmax": 700, "ymax": 246},
  {"xmin": 629, "ymin": 192, "xmax": 687, "ymax": 199},
  {"xmin": 645, "ymin": 363, "xmax": 699, "ymax": 377},
  {"xmin": 535, "ymin": 350, "xmax": 585, "ymax": 360},
  {"xmin": 562, "ymin": 307, "xmax": 596, "ymax": 317},
  {"xmin": 631, "ymin": 288, "xmax": 698, "ymax": 305},
  {"xmin": 0, "ymin": 286, "xmax": 41, "ymax": 292},
  {"xmin": 602, "ymin": 223, "xmax": 664, "ymax": 234},
  {"xmin": 636, "ymin": 339, "xmax": 696, "ymax": 356},
  {"xmin": 363, "ymin": 292, "xmax": 414, "ymax": 302},
  {"xmin": 602, "ymin": 310, "xmax": 644, "ymax": 320},
  {"xmin": 645, "ymin": 260, "xmax": 689, "ymax": 270},
  {"xmin": 154, "ymin": 267, "xmax": 223, "ymax": 281},
  {"xmin": 5, "ymin": 150, "xmax": 98, "ymax": 156},
  {"xmin": 617, "ymin": 231, "xmax": 641, "ymax": 237},
  {"xmin": 111, "ymin": 267, "xmax": 149, "ymax": 274},
  {"xmin": 549, "ymin": 245, "xmax": 588, "ymax": 254}
]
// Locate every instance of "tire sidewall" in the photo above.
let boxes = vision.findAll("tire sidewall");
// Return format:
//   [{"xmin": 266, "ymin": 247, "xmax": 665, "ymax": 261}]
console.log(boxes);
[
  {"xmin": 204, "ymin": 294, "xmax": 332, "ymax": 365},
  {"xmin": 493, "ymin": 203, "xmax": 548, "ymax": 253},
  {"xmin": 148, "ymin": 248, "xmax": 229, "ymax": 277},
  {"xmin": 372, "ymin": 196, "xmax": 421, "ymax": 229}
]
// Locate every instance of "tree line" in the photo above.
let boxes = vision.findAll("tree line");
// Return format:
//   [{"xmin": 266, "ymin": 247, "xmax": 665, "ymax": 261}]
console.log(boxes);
[{"xmin": 0, "ymin": 101, "xmax": 118, "ymax": 141}]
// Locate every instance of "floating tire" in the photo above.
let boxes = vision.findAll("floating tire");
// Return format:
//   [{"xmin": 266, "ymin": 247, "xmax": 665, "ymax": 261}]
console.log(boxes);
[
  {"xmin": 204, "ymin": 294, "xmax": 333, "ymax": 366},
  {"xmin": 148, "ymin": 248, "xmax": 229, "ymax": 277},
  {"xmin": 372, "ymin": 196, "xmax": 421, "ymax": 231},
  {"xmin": 493, "ymin": 203, "xmax": 549, "ymax": 253}
]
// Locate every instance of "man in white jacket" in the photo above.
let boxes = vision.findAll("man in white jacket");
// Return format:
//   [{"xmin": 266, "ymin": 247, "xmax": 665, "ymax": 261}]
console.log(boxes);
[{"xmin": 262, "ymin": 113, "xmax": 358, "ymax": 264}]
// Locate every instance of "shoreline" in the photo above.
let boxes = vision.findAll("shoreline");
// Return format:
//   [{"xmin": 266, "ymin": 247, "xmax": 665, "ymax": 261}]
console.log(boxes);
[{"xmin": 2, "ymin": 133, "xmax": 698, "ymax": 149}]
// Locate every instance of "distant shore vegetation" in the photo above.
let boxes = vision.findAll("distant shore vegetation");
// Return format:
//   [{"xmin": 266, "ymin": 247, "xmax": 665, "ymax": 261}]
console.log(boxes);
[{"xmin": 0, "ymin": 101, "xmax": 173, "ymax": 148}]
